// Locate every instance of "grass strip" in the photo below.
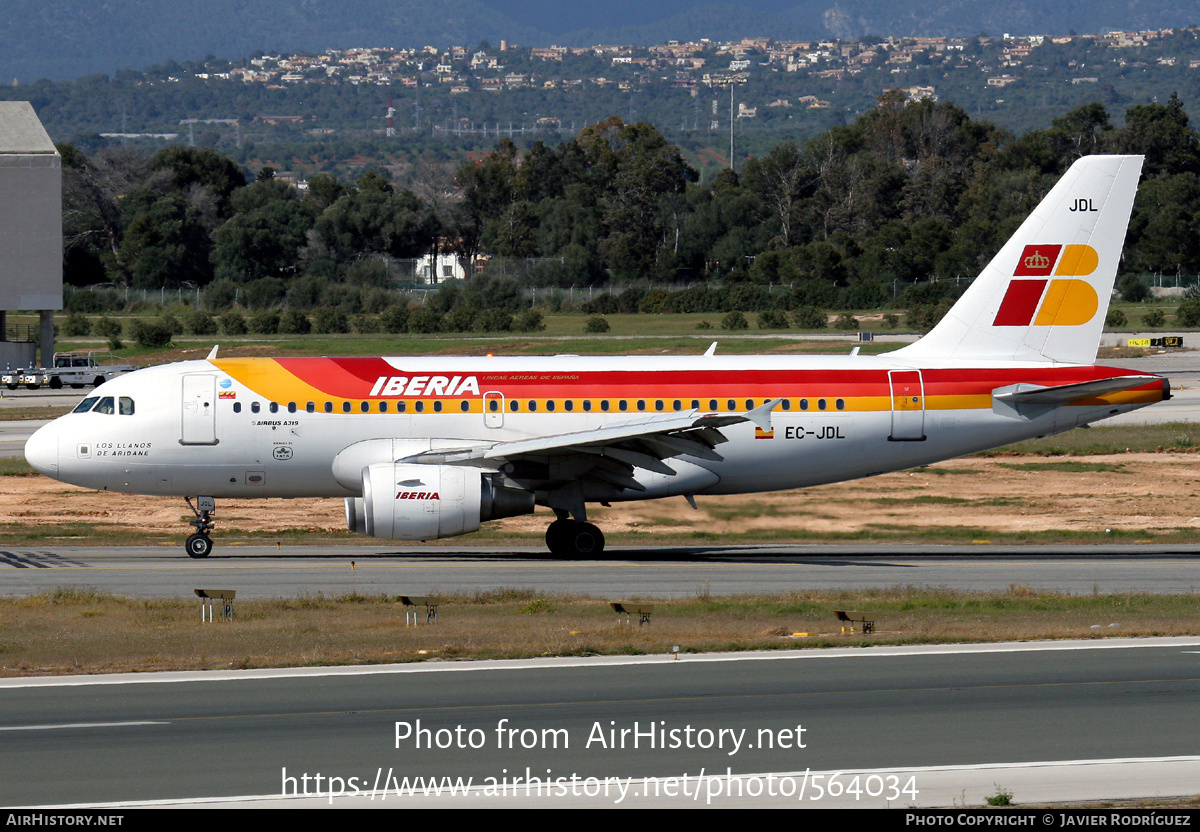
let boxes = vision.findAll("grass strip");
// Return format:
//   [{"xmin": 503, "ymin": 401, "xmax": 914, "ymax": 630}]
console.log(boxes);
[{"xmin": 1, "ymin": 585, "xmax": 1198, "ymax": 677}]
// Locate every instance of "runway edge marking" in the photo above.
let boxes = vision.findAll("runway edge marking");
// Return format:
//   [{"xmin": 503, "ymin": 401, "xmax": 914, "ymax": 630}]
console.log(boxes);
[{"xmin": 2, "ymin": 636, "xmax": 1200, "ymax": 689}]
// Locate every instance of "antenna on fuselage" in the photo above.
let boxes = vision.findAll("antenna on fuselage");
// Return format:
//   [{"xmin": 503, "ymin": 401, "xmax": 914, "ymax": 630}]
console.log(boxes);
[
  {"xmin": 704, "ymin": 342, "xmax": 717, "ymax": 356},
  {"xmin": 207, "ymin": 345, "xmax": 219, "ymax": 360}
]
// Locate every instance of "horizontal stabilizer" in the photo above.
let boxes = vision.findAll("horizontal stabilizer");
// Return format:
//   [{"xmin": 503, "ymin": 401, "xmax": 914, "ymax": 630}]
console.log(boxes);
[{"xmin": 993, "ymin": 375, "xmax": 1162, "ymax": 405}]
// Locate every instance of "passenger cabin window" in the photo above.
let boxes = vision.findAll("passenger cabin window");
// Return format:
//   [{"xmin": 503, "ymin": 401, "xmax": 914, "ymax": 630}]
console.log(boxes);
[{"xmin": 252, "ymin": 402, "xmax": 261, "ymax": 413}]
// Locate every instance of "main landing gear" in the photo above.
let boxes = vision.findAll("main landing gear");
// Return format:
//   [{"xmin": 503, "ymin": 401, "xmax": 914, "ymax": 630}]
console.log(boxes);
[
  {"xmin": 184, "ymin": 496, "xmax": 216, "ymax": 558},
  {"xmin": 545, "ymin": 518, "xmax": 605, "ymax": 557}
]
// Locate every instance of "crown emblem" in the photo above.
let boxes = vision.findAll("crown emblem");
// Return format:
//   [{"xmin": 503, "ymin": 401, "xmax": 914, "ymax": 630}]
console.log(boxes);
[{"xmin": 1023, "ymin": 252, "xmax": 1050, "ymax": 269}]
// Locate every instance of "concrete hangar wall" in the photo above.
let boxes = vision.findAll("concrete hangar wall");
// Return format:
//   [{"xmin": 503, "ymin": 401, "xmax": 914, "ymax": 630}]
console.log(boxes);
[{"xmin": 0, "ymin": 101, "xmax": 60, "ymax": 371}]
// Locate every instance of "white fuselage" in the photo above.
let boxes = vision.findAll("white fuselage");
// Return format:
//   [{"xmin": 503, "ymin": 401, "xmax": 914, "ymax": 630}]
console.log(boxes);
[{"xmin": 24, "ymin": 352, "xmax": 1165, "ymax": 505}]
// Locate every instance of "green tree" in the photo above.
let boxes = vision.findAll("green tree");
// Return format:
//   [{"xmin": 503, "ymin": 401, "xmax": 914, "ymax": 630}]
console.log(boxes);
[
  {"xmin": 721, "ymin": 311, "xmax": 748, "ymax": 330},
  {"xmin": 741, "ymin": 141, "xmax": 811, "ymax": 248},
  {"xmin": 211, "ymin": 180, "xmax": 315, "ymax": 283},
  {"xmin": 128, "ymin": 318, "xmax": 174, "ymax": 348},
  {"xmin": 313, "ymin": 177, "xmax": 439, "ymax": 262},
  {"xmin": 1117, "ymin": 93, "xmax": 1200, "ymax": 178},
  {"xmin": 118, "ymin": 191, "xmax": 214, "ymax": 288},
  {"xmin": 1118, "ymin": 274, "xmax": 1150, "ymax": 303},
  {"xmin": 1177, "ymin": 299, "xmax": 1200, "ymax": 327},
  {"xmin": 219, "ymin": 311, "xmax": 248, "ymax": 335},
  {"xmin": 1127, "ymin": 173, "xmax": 1200, "ymax": 276},
  {"xmin": 151, "ymin": 146, "xmax": 246, "ymax": 217}
]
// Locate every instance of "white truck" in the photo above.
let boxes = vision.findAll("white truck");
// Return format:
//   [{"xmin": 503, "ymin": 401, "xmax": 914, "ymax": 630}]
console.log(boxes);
[{"xmin": 5, "ymin": 351, "xmax": 134, "ymax": 390}]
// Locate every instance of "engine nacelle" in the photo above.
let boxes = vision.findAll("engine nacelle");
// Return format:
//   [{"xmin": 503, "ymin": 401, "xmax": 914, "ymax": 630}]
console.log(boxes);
[{"xmin": 349, "ymin": 463, "xmax": 534, "ymax": 541}]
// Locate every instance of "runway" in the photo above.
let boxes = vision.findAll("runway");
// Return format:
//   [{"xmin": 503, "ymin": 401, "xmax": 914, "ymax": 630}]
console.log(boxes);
[
  {"xmin": 4, "ymin": 544, "xmax": 1200, "ymax": 597},
  {"xmin": 2, "ymin": 638, "xmax": 1198, "ymax": 808}
]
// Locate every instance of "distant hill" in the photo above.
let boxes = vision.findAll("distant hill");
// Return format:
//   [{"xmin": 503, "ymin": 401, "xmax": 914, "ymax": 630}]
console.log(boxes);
[{"xmin": 3, "ymin": 0, "xmax": 1198, "ymax": 82}]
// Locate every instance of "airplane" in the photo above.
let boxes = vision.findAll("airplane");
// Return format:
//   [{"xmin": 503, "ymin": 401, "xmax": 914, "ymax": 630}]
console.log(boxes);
[{"xmin": 24, "ymin": 154, "xmax": 1168, "ymax": 558}]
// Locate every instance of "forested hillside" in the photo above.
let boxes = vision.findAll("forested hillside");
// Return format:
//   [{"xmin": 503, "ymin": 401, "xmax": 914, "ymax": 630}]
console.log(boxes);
[
  {"xmin": 60, "ymin": 95, "xmax": 1200, "ymax": 329},
  {"xmin": 3, "ymin": 0, "xmax": 1195, "ymax": 81}
]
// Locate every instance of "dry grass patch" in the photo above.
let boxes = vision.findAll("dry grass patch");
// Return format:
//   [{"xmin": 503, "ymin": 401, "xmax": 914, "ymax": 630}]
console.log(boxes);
[{"xmin": 2, "ymin": 586, "xmax": 1200, "ymax": 677}]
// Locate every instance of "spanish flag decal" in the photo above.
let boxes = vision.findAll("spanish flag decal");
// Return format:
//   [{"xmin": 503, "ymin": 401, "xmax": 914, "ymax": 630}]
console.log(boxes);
[{"xmin": 755, "ymin": 427, "xmax": 775, "ymax": 439}]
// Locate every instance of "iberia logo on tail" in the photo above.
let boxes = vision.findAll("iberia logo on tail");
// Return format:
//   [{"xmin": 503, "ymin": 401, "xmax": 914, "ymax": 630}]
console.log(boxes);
[{"xmin": 993, "ymin": 244, "xmax": 1100, "ymax": 327}]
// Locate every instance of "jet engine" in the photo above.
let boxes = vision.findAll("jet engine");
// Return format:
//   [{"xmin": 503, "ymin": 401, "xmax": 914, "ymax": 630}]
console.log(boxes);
[{"xmin": 345, "ymin": 462, "xmax": 534, "ymax": 541}]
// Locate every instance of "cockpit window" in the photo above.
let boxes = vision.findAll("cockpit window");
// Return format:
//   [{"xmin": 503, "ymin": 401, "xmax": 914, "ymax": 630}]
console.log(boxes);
[
  {"xmin": 73, "ymin": 397, "xmax": 98, "ymax": 414},
  {"xmin": 94, "ymin": 396, "xmax": 115, "ymax": 415},
  {"xmin": 119, "ymin": 396, "xmax": 134, "ymax": 415}
]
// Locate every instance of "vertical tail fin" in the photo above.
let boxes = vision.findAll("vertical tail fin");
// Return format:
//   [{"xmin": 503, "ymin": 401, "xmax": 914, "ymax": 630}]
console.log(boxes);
[{"xmin": 896, "ymin": 155, "xmax": 1144, "ymax": 365}]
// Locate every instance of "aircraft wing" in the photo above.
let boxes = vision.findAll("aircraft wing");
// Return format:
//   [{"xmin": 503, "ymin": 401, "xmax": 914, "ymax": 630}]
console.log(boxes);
[{"xmin": 403, "ymin": 399, "xmax": 783, "ymax": 492}]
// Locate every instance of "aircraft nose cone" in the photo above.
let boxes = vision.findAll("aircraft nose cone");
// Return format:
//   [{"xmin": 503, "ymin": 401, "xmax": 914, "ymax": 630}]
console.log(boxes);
[{"xmin": 24, "ymin": 423, "xmax": 58, "ymax": 477}]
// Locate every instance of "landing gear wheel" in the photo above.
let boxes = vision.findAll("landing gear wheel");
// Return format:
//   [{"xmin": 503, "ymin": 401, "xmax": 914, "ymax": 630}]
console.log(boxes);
[
  {"xmin": 572, "ymin": 522, "xmax": 605, "ymax": 556},
  {"xmin": 184, "ymin": 497, "xmax": 216, "ymax": 559},
  {"xmin": 545, "ymin": 520, "xmax": 575, "ymax": 556},
  {"xmin": 544, "ymin": 520, "xmax": 606, "ymax": 557},
  {"xmin": 186, "ymin": 533, "xmax": 213, "ymax": 558}
]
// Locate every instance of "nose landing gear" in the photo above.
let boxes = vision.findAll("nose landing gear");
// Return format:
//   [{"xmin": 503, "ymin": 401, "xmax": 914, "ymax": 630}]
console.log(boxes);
[{"xmin": 184, "ymin": 496, "xmax": 216, "ymax": 558}]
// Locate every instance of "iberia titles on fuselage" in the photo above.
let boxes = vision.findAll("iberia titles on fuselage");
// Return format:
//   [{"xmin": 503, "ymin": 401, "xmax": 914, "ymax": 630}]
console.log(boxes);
[{"xmin": 24, "ymin": 155, "xmax": 1169, "ymax": 557}]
